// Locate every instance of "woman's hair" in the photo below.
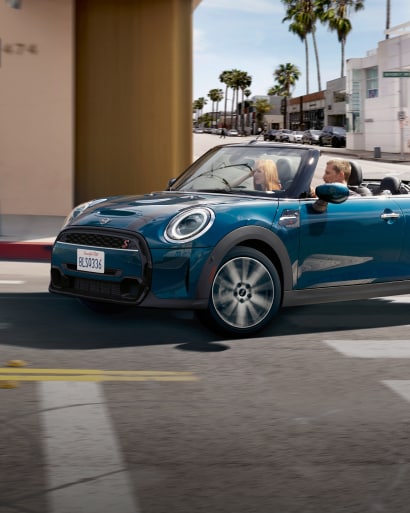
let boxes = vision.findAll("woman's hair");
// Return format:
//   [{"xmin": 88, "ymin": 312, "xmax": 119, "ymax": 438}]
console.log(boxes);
[{"xmin": 253, "ymin": 159, "xmax": 281, "ymax": 191}]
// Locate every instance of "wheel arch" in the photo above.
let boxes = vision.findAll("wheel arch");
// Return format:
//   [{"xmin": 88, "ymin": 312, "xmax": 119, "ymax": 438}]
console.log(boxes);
[{"xmin": 195, "ymin": 226, "xmax": 293, "ymax": 301}]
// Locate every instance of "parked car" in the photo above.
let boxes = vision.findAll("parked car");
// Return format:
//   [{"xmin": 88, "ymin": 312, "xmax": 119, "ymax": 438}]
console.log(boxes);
[
  {"xmin": 288, "ymin": 131, "xmax": 304, "ymax": 143},
  {"xmin": 49, "ymin": 141, "xmax": 410, "ymax": 337},
  {"xmin": 302, "ymin": 129, "xmax": 321, "ymax": 145},
  {"xmin": 263, "ymin": 129, "xmax": 279, "ymax": 141},
  {"xmin": 275, "ymin": 129, "xmax": 293, "ymax": 142},
  {"xmin": 227, "ymin": 129, "xmax": 239, "ymax": 136},
  {"xmin": 319, "ymin": 126, "xmax": 346, "ymax": 147}
]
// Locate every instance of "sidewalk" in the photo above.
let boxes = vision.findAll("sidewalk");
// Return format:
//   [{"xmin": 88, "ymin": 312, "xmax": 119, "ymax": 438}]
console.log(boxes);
[
  {"xmin": 1, "ymin": 144, "xmax": 409, "ymax": 262},
  {"xmin": 324, "ymin": 147, "xmax": 410, "ymax": 164},
  {"xmin": 0, "ymin": 239, "xmax": 54, "ymax": 262},
  {"xmin": 0, "ymin": 215, "xmax": 63, "ymax": 262}
]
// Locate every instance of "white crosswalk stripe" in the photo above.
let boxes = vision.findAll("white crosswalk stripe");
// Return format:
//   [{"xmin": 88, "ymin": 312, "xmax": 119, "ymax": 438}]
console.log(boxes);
[
  {"xmin": 382, "ymin": 380, "xmax": 410, "ymax": 403},
  {"xmin": 40, "ymin": 381, "xmax": 140, "ymax": 513},
  {"xmin": 325, "ymin": 339, "xmax": 410, "ymax": 358},
  {"xmin": 377, "ymin": 296, "xmax": 410, "ymax": 303},
  {"xmin": 325, "ymin": 339, "xmax": 410, "ymax": 404}
]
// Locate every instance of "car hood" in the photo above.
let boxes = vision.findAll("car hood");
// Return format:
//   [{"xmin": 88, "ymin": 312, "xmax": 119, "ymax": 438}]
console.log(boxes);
[{"xmin": 68, "ymin": 191, "xmax": 274, "ymax": 232}]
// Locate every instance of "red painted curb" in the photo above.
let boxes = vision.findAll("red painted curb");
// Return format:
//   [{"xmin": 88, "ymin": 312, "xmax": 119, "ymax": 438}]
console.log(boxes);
[{"xmin": 0, "ymin": 242, "xmax": 53, "ymax": 262}]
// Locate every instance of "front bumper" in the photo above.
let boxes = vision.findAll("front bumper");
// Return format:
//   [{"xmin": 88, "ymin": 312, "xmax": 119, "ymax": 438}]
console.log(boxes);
[
  {"xmin": 49, "ymin": 228, "xmax": 151, "ymax": 304},
  {"xmin": 49, "ymin": 227, "xmax": 210, "ymax": 308}
]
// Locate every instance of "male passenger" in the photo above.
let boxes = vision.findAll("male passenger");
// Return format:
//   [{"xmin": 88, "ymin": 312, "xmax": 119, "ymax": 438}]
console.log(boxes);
[{"xmin": 311, "ymin": 159, "xmax": 358, "ymax": 212}]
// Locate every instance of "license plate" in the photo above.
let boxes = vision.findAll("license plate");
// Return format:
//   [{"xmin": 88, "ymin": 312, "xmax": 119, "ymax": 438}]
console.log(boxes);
[{"xmin": 77, "ymin": 249, "xmax": 105, "ymax": 273}]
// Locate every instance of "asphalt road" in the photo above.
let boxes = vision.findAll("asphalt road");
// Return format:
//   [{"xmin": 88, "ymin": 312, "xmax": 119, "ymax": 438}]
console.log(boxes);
[
  {"xmin": 2, "ymin": 262, "xmax": 410, "ymax": 513},
  {"xmin": 2, "ymin": 140, "xmax": 410, "ymax": 513}
]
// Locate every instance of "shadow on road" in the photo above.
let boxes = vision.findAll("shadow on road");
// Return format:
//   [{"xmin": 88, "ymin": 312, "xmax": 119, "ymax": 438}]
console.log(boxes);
[{"xmin": 1, "ymin": 293, "xmax": 409, "ymax": 352}]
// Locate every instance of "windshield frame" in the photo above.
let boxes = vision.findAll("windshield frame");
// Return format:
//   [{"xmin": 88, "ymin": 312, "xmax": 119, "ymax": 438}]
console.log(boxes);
[{"xmin": 169, "ymin": 143, "xmax": 320, "ymax": 199}]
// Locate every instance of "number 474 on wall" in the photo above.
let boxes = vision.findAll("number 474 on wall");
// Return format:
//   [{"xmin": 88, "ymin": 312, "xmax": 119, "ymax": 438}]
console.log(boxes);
[{"xmin": 0, "ymin": 39, "xmax": 38, "ymax": 67}]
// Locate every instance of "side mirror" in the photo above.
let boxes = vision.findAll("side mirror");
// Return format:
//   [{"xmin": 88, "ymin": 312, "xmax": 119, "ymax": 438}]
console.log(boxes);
[
  {"xmin": 167, "ymin": 178, "xmax": 177, "ymax": 190},
  {"xmin": 316, "ymin": 183, "xmax": 349, "ymax": 204}
]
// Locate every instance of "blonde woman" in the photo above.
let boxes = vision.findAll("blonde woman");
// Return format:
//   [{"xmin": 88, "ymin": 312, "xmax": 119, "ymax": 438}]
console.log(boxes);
[{"xmin": 253, "ymin": 159, "xmax": 281, "ymax": 191}]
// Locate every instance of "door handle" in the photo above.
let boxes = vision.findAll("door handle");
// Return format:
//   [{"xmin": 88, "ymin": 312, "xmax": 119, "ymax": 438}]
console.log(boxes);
[{"xmin": 380, "ymin": 212, "xmax": 401, "ymax": 220}]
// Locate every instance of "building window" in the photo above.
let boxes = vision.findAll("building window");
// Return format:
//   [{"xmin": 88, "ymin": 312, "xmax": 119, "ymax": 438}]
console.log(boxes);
[
  {"xmin": 333, "ymin": 91, "xmax": 346, "ymax": 103},
  {"xmin": 347, "ymin": 74, "xmax": 362, "ymax": 133},
  {"xmin": 366, "ymin": 67, "xmax": 378, "ymax": 98}
]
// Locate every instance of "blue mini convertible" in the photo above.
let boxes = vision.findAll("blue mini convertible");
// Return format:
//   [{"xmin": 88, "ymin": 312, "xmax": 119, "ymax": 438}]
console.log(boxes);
[{"xmin": 49, "ymin": 142, "xmax": 410, "ymax": 336}]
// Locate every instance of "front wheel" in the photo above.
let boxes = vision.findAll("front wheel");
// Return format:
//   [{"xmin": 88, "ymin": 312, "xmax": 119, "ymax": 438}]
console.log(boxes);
[
  {"xmin": 331, "ymin": 137, "xmax": 340, "ymax": 148},
  {"xmin": 197, "ymin": 247, "xmax": 282, "ymax": 337}
]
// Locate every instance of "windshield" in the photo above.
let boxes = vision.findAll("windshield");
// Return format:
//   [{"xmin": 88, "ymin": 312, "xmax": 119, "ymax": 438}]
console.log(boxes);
[{"xmin": 170, "ymin": 144, "xmax": 317, "ymax": 198}]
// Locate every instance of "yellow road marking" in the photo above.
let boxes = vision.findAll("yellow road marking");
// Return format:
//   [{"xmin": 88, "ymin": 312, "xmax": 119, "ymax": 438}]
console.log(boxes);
[{"xmin": 0, "ymin": 368, "xmax": 198, "ymax": 382}]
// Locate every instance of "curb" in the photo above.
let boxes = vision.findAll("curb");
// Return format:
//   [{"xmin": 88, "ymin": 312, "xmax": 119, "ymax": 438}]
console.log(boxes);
[{"xmin": 0, "ymin": 241, "xmax": 53, "ymax": 262}]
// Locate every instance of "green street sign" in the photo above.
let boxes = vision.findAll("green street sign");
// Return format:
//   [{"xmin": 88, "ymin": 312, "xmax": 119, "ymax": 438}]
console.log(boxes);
[{"xmin": 383, "ymin": 71, "xmax": 410, "ymax": 78}]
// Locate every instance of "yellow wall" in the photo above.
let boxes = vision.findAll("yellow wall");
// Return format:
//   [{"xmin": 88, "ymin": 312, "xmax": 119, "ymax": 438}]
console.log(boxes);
[{"xmin": 75, "ymin": 0, "xmax": 194, "ymax": 203}]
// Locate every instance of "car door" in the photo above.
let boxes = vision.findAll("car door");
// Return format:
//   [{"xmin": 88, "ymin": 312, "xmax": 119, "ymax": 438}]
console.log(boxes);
[{"xmin": 296, "ymin": 196, "xmax": 405, "ymax": 289}]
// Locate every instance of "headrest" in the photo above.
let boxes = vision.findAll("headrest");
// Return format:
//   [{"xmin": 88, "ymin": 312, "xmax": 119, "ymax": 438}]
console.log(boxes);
[
  {"xmin": 348, "ymin": 161, "xmax": 363, "ymax": 186},
  {"xmin": 380, "ymin": 175, "xmax": 401, "ymax": 194},
  {"xmin": 276, "ymin": 158, "xmax": 293, "ymax": 181}
]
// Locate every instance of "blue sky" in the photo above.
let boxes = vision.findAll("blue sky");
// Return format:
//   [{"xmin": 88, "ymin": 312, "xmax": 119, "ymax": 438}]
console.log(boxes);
[{"xmin": 193, "ymin": 0, "xmax": 409, "ymax": 107}]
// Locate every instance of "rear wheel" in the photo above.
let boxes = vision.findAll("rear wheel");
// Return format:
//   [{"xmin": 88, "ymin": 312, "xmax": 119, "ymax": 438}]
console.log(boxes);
[{"xmin": 197, "ymin": 246, "xmax": 282, "ymax": 337}]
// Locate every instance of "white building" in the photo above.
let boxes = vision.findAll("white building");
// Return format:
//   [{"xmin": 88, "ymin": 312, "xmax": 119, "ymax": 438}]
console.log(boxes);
[{"xmin": 346, "ymin": 21, "xmax": 410, "ymax": 154}]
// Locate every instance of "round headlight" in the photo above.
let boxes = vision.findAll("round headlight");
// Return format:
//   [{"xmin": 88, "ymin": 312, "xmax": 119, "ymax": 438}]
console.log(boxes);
[{"xmin": 165, "ymin": 207, "xmax": 214, "ymax": 242}]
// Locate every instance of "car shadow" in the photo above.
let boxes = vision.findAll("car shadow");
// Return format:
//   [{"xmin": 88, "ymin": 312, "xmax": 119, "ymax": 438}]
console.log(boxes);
[{"xmin": 0, "ymin": 293, "xmax": 409, "ymax": 352}]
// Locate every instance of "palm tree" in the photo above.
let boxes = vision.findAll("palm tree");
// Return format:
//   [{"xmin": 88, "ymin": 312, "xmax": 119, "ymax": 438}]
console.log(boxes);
[
  {"xmin": 241, "ymin": 88, "xmax": 253, "ymax": 133},
  {"xmin": 192, "ymin": 99, "xmax": 201, "ymax": 124},
  {"xmin": 316, "ymin": 0, "xmax": 365, "ymax": 77},
  {"xmin": 228, "ymin": 69, "xmax": 242, "ymax": 125},
  {"xmin": 254, "ymin": 98, "xmax": 272, "ymax": 131},
  {"xmin": 219, "ymin": 70, "xmax": 233, "ymax": 128},
  {"xmin": 281, "ymin": 0, "xmax": 322, "ymax": 93},
  {"xmin": 288, "ymin": 17, "xmax": 310, "ymax": 93},
  {"xmin": 193, "ymin": 97, "xmax": 207, "ymax": 124},
  {"xmin": 268, "ymin": 85, "xmax": 285, "ymax": 96},
  {"xmin": 219, "ymin": 69, "xmax": 252, "ymax": 130},
  {"xmin": 232, "ymin": 70, "xmax": 252, "ymax": 131},
  {"xmin": 274, "ymin": 62, "xmax": 301, "ymax": 96},
  {"xmin": 208, "ymin": 88, "xmax": 224, "ymax": 126},
  {"xmin": 273, "ymin": 63, "xmax": 301, "ymax": 128}
]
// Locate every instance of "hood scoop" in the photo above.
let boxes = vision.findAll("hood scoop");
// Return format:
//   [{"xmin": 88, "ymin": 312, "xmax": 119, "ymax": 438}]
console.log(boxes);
[{"xmin": 98, "ymin": 209, "xmax": 136, "ymax": 217}]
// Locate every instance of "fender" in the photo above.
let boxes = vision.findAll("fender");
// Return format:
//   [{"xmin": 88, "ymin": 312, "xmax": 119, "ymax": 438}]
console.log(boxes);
[{"xmin": 195, "ymin": 225, "xmax": 293, "ymax": 300}]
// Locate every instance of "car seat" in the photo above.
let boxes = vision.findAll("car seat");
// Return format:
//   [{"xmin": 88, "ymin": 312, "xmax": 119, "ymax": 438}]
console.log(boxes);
[
  {"xmin": 276, "ymin": 158, "xmax": 294, "ymax": 189},
  {"xmin": 348, "ymin": 161, "xmax": 372, "ymax": 196},
  {"xmin": 379, "ymin": 175, "xmax": 402, "ymax": 195}
]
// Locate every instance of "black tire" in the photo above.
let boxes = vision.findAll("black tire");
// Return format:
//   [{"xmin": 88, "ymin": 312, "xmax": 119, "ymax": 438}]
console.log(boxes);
[
  {"xmin": 331, "ymin": 137, "xmax": 340, "ymax": 148},
  {"xmin": 197, "ymin": 246, "xmax": 282, "ymax": 337},
  {"xmin": 79, "ymin": 298, "xmax": 130, "ymax": 315},
  {"xmin": 319, "ymin": 137, "xmax": 324, "ymax": 146}
]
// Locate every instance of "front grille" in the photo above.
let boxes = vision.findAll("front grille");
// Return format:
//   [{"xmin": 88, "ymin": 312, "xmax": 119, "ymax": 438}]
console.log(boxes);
[
  {"xmin": 58, "ymin": 231, "xmax": 138, "ymax": 249},
  {"xmin": 75, "ymin": 277, "xmax": 122, "ymax": 297}
]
